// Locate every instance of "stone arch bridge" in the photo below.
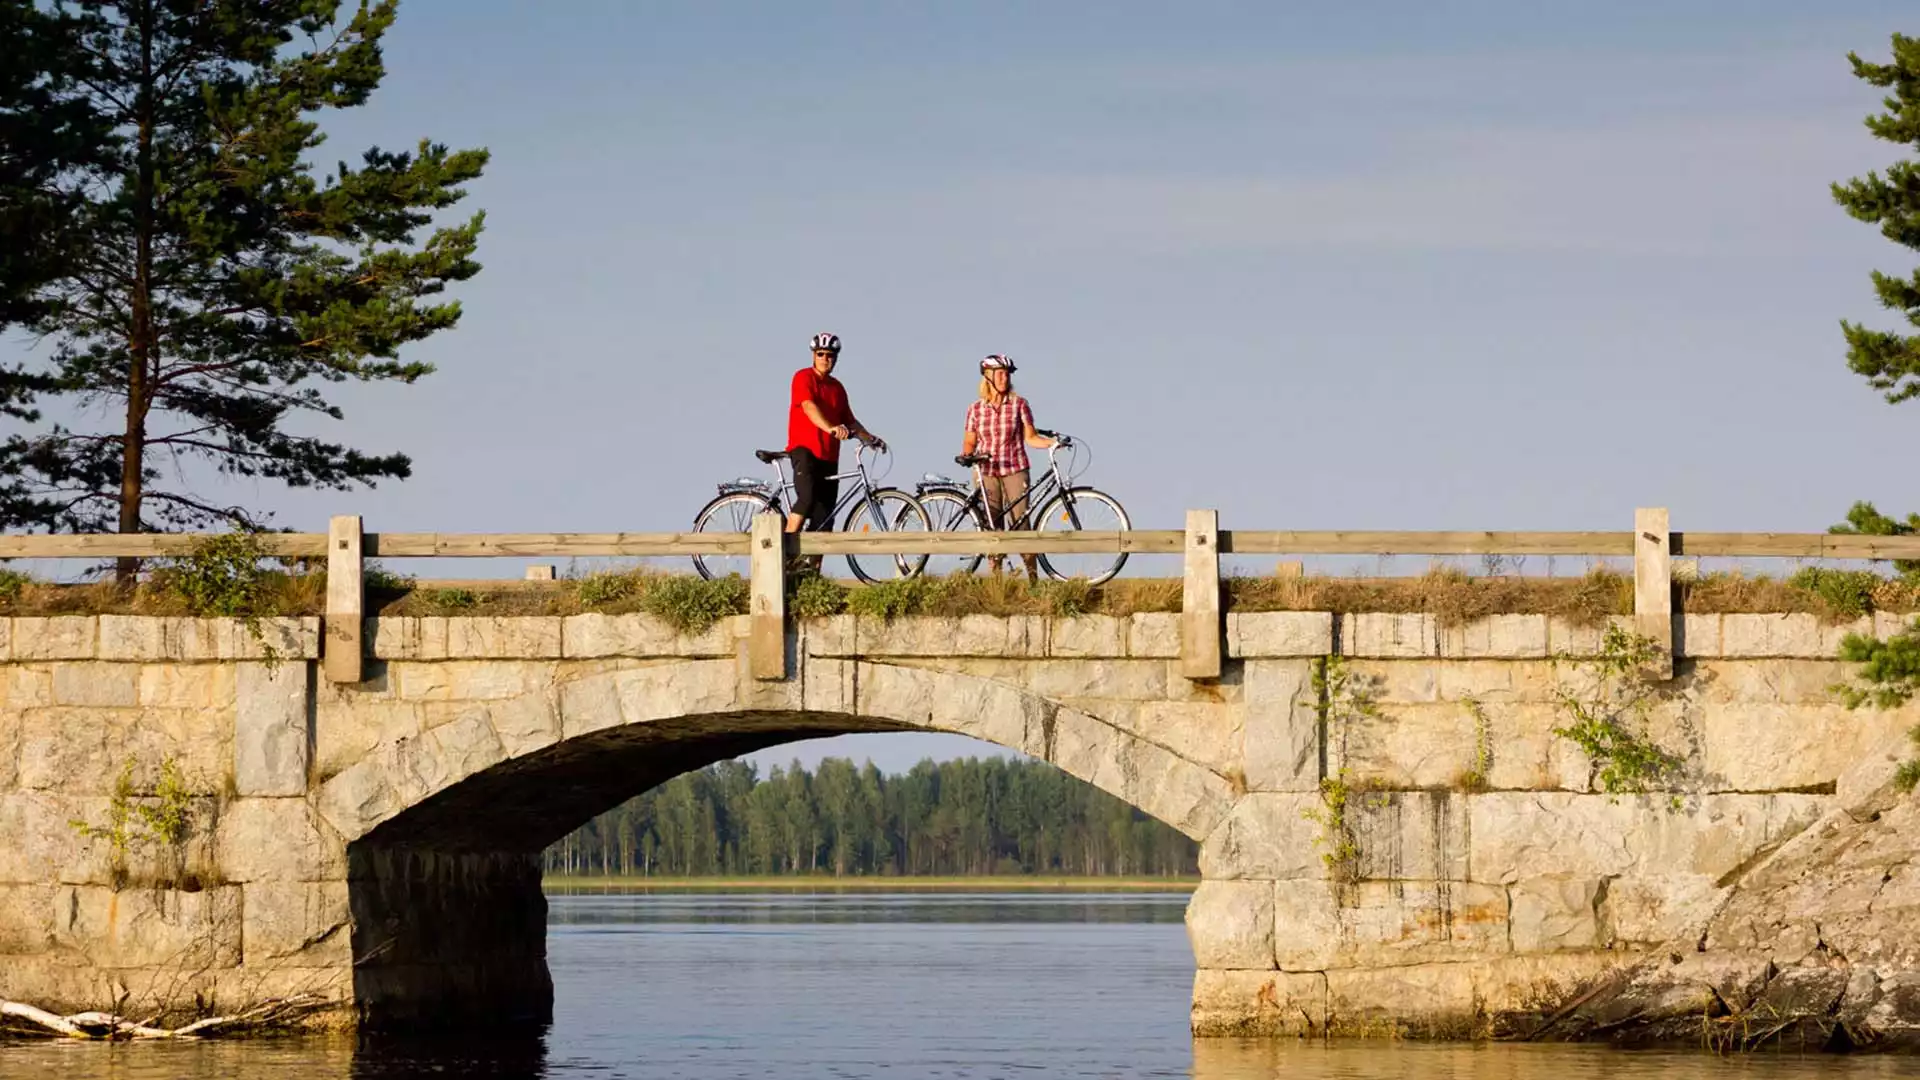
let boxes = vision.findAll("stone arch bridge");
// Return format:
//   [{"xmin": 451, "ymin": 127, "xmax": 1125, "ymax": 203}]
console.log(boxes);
[{"xmin": 1, "ymin": 608, "xmax": 1915, "ymax": 1037}]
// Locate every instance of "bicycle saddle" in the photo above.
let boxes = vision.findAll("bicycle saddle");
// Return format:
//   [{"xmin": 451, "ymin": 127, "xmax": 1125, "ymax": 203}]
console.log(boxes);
[
  {"xmin": 754, "ymin": 449, "xmax": 789, "ymax": 464},
  {"xmin": 954, "ymin": 453, "xmax": 989, "ymax": 467}
]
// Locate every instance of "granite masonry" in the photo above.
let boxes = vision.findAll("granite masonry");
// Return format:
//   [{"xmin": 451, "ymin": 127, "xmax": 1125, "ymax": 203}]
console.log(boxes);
[{"xmin": 0, "ymin": 609, "xmax": 1915, "ymax": 1046}]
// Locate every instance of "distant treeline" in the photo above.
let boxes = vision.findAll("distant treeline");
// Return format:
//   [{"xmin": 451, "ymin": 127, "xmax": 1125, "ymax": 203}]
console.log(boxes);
[{"xmin": 543, "ymin": 757, "xmax": 1198, "ymax": 878}]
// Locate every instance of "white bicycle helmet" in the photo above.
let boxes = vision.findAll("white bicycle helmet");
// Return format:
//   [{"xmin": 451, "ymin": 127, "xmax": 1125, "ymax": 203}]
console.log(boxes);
[
  {"xmin": 981, "ymin": 353, "xmax": 1016, "ymax": 372},
  {"xmin": 810, "ymin": 332, "xmax": 841, "ymax": 352}
]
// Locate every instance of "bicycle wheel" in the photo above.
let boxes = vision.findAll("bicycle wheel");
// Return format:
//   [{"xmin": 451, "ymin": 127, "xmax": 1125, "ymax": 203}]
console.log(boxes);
[
  {"xmin": 842, "ymin": 488, "xmax": 931, "ymax": 584},
  {"xmin": 691, "ymin": 491, "xmax": 777, "ymax": 580},
  {"xmin": 1035, "ymin": 487, "xmax": 1131, "ymax": 585},
  {"xmin": 913, "ymin": 488, "xmax": 986, "ymax": 578}
]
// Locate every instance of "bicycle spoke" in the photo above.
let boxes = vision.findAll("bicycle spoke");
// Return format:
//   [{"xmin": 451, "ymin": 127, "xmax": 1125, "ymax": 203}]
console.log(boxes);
[{"xmin": 1036, "ymin": 488, "xmax": 1130, "ymax": 585}]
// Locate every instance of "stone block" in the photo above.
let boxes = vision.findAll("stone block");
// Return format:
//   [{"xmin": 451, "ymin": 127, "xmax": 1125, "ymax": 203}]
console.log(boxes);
[
  {"xmin": 1198, "ymin": 793, "xmax": 1323, "ymax": 880},
  {"xmin": 1329, "ymin": 881, "xmax": 1510, "ymax": 966},
  {"xmin": 1720, "ymin": 613, "xmax": 1824, "ymax": 658},
  {"xmin": 243, "ymin": 881, "xmax": 350, "ymax": 964},
  {"xmin": 17, "ymin": 706, "xmax": 228, "ymax": 797},
  {"xmin": 235, "ymin": 661, "xmax": 309, "ymax": 797},
  {"xmin": 0, "ymin": 884, "xmax": 56, "ymax": 954},
  {"xmin": 1272, "ymin": 879, "xmax": 1340, "ymax": 970},
  {"xmin": 559, "ymin": 614, "xmax": 735, "ymax": 658},
  {"xmin": 424, "ymin": 709, "xmax": 507, "ymax": 788},
  {"xmin": 1679, "ymin": 614, "xmax": 1723, "ymax": 658},
  {"xmin": 314, "ymin": 698, "xmax": 422, "ymax": 781},
  {"xmin": 1467, "ymin": 793, "xmax": 1828, "ymax": 885},
  {"xmin": 0, "ymin": 792, "xmax": 116, "ymax": 884},
  {"xmin": 1350, "ymin": 791, "xmax": 1470, "ymax": 882},
  {"xmin": 1046, "ymin": 615, "xmax": 1126, "ymax": 658},
  {"xmin": 1186, "ymin": 879, "xmax": 1276, "ymax": 969},
  {"xmin": 953, "ymin": 614, "xmax": 1042, "ymax": 658},
  {"xmin": 1698, "ymin": 702, "xmax": 1909, "ymax": 792},
  {"xmin": 1441, "ymin": 614, "xmax": 1549, "ymax": 659},
  {"xmin": 3, "ymin": 665, "xmax": 52, "ymax": 708},
  {"xmin": 1820, "ymin": 617, "xmax": 1876, "ymax": 656},
  {"xmin": 214, "ymin": 797, "xmax": 346, "ymax": 882},
  {"xmin": 1874, "ymin": 612, "xmax": 1918, "ymax": 640},
  {"xmin": 54, "ymin": 884, "xmax": 242, "ymax": 969},
  {"xmin": 992, "ymin": 659, "xmax": 1167, "ymax": 703},
  {"xmin": 1546, "ymin": 616, "xmax": 1631, "ymax": 657},
  {"xmin": 1128, "ymin": 613, "xmax": 1180, "ymax": 658},
  {"xmin": 856, "ymin": 616, "xmax": 956, "ymax": 656},
  {"xmin": 1079, "ymin": 700, "xmax": 1244, "ymax": 777},
  {"xmin": 97, "ymin": 615, "xmax": 168, "ymax": 661},
  {"xmin": 1243, "ymin": 660, "xmax": 1319, "ymax": 793},
  {"xmin": 1228, "ymin": 612, "xmax": 1334, "ymax": 658},
  {"xmin": 1600, "ymin": 873, "xmax": 1725, "ymax": 945},
  {"xmin": 0, "ymin": 709, "xmax": 17, "ymax": 790},
  {"xmin": 1190, "ymin": 970, "xmax": 1327, "ymax": 1036},
  {"xmin": 557, "ymin": 659, "xmax": 738, "ymax": 739},
  {"xmin": 51, "ymin": 662, "xmax": 138, "ymax": 707},
  {"xmin": 11, "ymin": 617, "xmax": 97, "ymax": 660},
  {"xmin": 370, "ymin": 617, "xmax": 448, "ymax": 660},
  {"xmin": 1336, "ymin": 703, "xmax": 1488, "ymax": 791},
  {"xmin": 1509, "ymin": 876, "xmax": 1602, "ymax": 951},
  {"xmin": 1326, "ymin": 962, "xmax": 1478, "ymax": 1035},
  {"xmin": 1047, "ymin": 704, "xmax": 1233, "ymax": 841},
  {"xmin": 137, "ymin": 664, "xmax": 235, "ymax": 708},
  {"xmin": 800, "ymin": 615, "xmax": 856, "ymax": 656},
  {"xmin": 1340, "ymin": 613, "xmax": 1436, "ymax": 658},
  {"xmin": 394, "ymin": 660, "xmax": 553, "ymax": 703},
  {"xmin": 0, "ymin": 619, "xmax": 9, "ymax": 662},
  {"xmin": 444, "ymin": 617, "xmax": 563, "ymax": 659},
  {"xmin": 314, "ymin": 756, "xmax": 401, "ymax": 842},
  {"xmin": 851, "ymin": 661, "xmax": 1038, "ymax": 755}
]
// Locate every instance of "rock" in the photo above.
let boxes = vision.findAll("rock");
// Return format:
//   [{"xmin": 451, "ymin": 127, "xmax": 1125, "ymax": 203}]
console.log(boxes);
[
  {"xmin": 1128, "ymin": 613, "xmax": 1180, "ymax": 658},
  {"xmin": 1228, "ymin": 613, "xmax": 1334, "ymax": 658},
  {"xmin": 1198, "ymin": 793, "xmax": 1323, "ymax": 880},
  {"xmin": 235, "ymin": 661, "xmax": 309, "ymax": 797},
  {"xmin": 1339, "ymin": 613, "xmax": 1436, "ymax": 658},
  {"xmin": 1242, "ymin": 660, "xmax": 1318, "ymax": 792},
  {"xmin": 11, "ymin": 617, "xmax": 97, "ymax": 661},
  {"xmin": 1046, "ymin": 615, "xmax": 1126, "ymax": 658},
  {"xmin": 1440, "ymin": 615, "xmax": 1549, "ymax": 659},
  {"xmin": 243, "ymin": 881, "xmax": 351, "ymax": 964},
  {"xmin": 54, "ymin": 884, "xmax": 243, "ymax": 969},
  {"xmin": 1190, "ymin": 970, "xmax": 1327, "ymax": 1036},
  {"xmin": 214, "ymin": 797, "xmax": 347, "ymax": 882},
  {"xmin": 1185, "ymin": 880, "xmax": 1275, "ymax": 969},
  {"xmin": 1509, "ymin": 876, "xmax": 1602, "ymax": 952}
]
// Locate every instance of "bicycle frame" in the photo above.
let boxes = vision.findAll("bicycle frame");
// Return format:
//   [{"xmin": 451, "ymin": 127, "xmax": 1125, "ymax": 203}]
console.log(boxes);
[
  {"xmin": 760, "ymin": 444, "xmax": 902, "ymax": 532},
  {"xmin": 921, "ymin": 441, "xmax": 1073, "ymax": 530}
]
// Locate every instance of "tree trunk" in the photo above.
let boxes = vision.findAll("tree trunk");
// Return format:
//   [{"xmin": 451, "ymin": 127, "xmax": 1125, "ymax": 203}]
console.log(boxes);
[{"xmin": 118, "ymin": 1, "xmax": 157, "ymax": 576}]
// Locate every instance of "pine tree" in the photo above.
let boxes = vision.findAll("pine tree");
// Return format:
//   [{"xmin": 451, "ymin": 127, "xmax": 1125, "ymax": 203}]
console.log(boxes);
[
  {"xmin": 1834, "ymin": 33, "xmax": 1920, "ymax": 403},
  {"xmin": 0, "ymin": 0, "xmax": 486, "ymax": 534}
]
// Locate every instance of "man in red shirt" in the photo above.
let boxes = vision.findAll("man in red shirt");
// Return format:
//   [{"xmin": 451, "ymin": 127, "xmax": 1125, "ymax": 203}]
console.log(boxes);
[{"xmin": 786, "ymin": 331, "xmax": 884, "ymax": 535}]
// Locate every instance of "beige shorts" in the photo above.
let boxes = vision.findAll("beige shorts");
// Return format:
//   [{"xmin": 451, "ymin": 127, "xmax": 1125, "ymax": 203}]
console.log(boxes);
[{"xmin": 982, "ymin": 469, "xmax": 1031, "ymax": 528}]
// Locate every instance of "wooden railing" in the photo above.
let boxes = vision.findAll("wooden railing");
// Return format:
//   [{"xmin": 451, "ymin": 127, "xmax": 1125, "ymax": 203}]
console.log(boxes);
[{"xmin": 8, "ymin": 507, "xmax": 1920, "ymax": 684}]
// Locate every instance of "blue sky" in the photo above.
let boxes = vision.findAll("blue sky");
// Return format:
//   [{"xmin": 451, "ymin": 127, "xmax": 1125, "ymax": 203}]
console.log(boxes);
[{"xmin": 17, "ymin": 2, "xmax": 1920, "ymax": 772}]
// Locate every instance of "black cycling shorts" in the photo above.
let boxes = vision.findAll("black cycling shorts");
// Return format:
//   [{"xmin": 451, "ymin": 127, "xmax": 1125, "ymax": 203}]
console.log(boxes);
[{"xmin": 790, "ymin": 447, "xmax": 840, "ymax": 531}]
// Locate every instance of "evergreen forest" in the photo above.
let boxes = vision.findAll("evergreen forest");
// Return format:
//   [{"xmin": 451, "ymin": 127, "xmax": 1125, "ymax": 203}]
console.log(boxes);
[{"xmin": 542, "ymin": 756, "xmax": 1199, "ymax": 878}]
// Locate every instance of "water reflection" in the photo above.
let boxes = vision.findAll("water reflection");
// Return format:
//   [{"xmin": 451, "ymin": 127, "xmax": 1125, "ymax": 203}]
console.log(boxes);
[{"xmin": 1, "ymin": 891, "xmax": 1909, "ymax": 1079}]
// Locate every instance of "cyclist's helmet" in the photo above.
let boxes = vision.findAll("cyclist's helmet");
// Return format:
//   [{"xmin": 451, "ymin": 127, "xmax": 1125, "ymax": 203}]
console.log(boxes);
[
  {"xmin": 810, "ymin": 332, "xmax": 841, "ymax": 353},
  {"xmin": 981, "ymin": 353, "xmax": 1016, "ymax": 372}
]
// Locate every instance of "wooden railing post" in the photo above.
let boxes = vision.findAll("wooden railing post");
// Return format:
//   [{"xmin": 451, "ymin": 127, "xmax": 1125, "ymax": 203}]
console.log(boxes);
[
  {"xmin": 324, "ymin": 515, "xmax": 364, "ymax": 684},
  {"xmin": 749, "ymin": 513, "xmax": 787, "ymax": 680},
  {"xmin": 524, "ymin": 565, "xmax": 555, "ymax": 581},
  {"xmin": 1181, "ymin": 509, "xmax": 1222, "ymax": 680},
  {"xmin": 1634, "ymin": 506, "xmax": 1673, "ymax": 679}
]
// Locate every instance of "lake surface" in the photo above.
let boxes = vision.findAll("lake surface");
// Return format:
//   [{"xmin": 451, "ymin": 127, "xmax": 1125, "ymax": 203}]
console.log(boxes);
[{"xmin": 1, "ymin": 889, "xmax": 1913, "ymax": 1078}]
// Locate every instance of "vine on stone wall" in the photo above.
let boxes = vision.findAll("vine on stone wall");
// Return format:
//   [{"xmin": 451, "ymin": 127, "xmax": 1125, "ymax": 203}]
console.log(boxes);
[
  {"xmin": 1550, "ymin": 625, "xmax": 1684, "ymax": 800},
  {"xmin": 68, "ymin": 756, "xmax": 200, "ymax": 889}
]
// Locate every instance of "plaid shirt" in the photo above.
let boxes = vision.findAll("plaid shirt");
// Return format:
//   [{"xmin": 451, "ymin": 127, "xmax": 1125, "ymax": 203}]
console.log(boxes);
[{"xmin": 964, "ymin": 395, "xmax": 1035, "ymax": 477}]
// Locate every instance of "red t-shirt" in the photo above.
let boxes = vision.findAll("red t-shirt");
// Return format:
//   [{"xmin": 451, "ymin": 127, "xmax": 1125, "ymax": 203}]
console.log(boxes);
[{"xmin": 787, "ymin": 367, "xmax": 851, "ymax": 461}]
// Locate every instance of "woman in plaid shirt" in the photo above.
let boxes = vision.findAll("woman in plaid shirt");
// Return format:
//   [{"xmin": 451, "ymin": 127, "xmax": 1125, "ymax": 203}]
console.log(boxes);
[{"xmin": 962, "ymin": 354, "xmax": 1058, "ymax": 573}]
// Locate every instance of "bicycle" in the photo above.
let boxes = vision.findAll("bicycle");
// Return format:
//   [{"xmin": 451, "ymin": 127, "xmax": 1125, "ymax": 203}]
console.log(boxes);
[
  {"xmin": 910, "ymin": 429, "xmax": 1131, "ymax": 585},
  {"xmin": 690, "ymin": 442, "xmax": 931, "ymax": 584}
]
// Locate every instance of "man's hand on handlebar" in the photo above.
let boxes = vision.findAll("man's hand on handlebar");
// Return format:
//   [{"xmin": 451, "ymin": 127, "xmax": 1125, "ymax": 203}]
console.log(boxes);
[{"xmin": 861, "ymin": 434, "xmax": 888, "ymax": 453}]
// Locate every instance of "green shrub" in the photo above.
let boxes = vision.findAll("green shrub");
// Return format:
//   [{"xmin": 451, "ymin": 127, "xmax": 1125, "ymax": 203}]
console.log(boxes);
[
  {"xmin": 426, "ymin": 587, "xmax": 478, "ymax": 612},
  {"xmin": 576, "ymin": 571, "xmax": 638, "ymax": 610},
  {"xmin": 1787, "ymin": 566, "xmax": 1881, "ymax": 618},
  {"xmin": 1550, "ymin": 625, "xmax": 1685, "ymax": 799},
  {"xmin": 790, "ymin": 573, "xmax": 848, "ymax": 618},
  {"xmin": 641, "ymin": 574, "xmax": 749, "ymax": 634},
  {"xmin": 156, "ymin": 532, "xmax": 272, "ymax": 618},
  {"xmin": 0, "ymin": 567, "xmax": 29, "ymax": 607},
  {"xmin": 364, "ymin": 561, "xmax": 416, "ymax": 592},
  {"xmin": 846, "ymin": 577, "xmax": 943, "ymax": 620},
  {"xmin": 1035, "ymin": 579, "xmax": 1093, "ymax": 617}
]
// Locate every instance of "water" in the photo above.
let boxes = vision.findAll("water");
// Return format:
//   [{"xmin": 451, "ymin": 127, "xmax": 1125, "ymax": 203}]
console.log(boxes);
[{"xmin": 1, "ymin": 890, "xmax": 1911, "ymax": 1079}]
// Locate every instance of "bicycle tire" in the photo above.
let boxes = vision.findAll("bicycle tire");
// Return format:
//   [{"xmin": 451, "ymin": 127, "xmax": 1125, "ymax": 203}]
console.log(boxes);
[
  {"xmin": 1035, "ymin": 487, "xmax": 1131, "ymax": 585},
  {"xmin": 913, "ymin": 488, "xmax": 987, "ymax": 577},
  {"xmin": 842, "ymin": 488, "xmax": 931, "ymax": 584},
  {"xmin": 690, "ymin": 491, "xmax": 779, "ymax": 581}
]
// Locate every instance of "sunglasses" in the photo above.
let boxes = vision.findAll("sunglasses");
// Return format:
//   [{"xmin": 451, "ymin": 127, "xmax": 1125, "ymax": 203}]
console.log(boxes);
[{"xmin": 813, "ymin": 350, "xmax": 839, "ymax": 358}]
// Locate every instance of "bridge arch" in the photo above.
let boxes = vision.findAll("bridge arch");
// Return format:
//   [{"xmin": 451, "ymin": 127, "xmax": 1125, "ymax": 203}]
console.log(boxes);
[{"xmin": 311, "ymin": 654, "xmax": 1236, "ymax": 1027}]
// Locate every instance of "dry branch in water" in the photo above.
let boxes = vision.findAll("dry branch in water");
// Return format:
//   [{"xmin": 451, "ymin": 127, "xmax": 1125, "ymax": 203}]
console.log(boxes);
[{"xmin": 1, "ymin": 994, "xmax": 330, "ymax": 1039}]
